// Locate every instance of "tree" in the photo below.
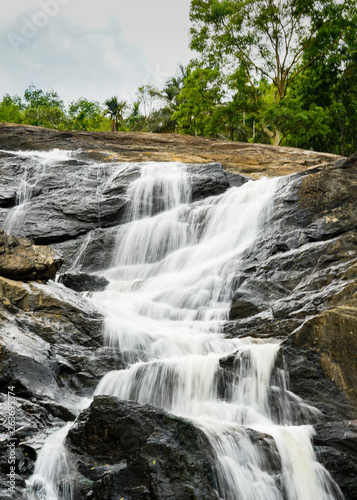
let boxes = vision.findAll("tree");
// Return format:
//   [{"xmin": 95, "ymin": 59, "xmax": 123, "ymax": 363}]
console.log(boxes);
[
  {"xmin": 136, "ymin": 85, "xmax": 157, "ymax": 118},
  {"xmin": 68, "ymin": 98, "xmax": 107, "ymax": 131},
  {"xmin": 150, "ymin": 65, "xmax": 188, "ymax": 112},
  {"xmin": 344, "ymin": 35, "xmax": 357, "ymax": 78},
  {"xmin": 103, "ymin": 97, "xmax": 127, "ymax": 131},
  {"xmin": 126, "ymin": 101, "xmax": 145, "ymax": 131},
  {"xmin": 274, "ymin": 18, "xmax": 357, "ymax": 155},
  {"xmin": 172, "ymin": 67, "xmax": 223, "ymax": 136},
  {"xmin": 24, "ymin": 84, "xmax": 64, "ymax": 109},
  {"xmin": 135, "ymin": 66, "xmax": 187, "ymax": 133},
  {"xmin": 22, "ymin": 85, "xmax": 66, "ymax": 129},
  {"xmin": 190, "ymin": 0, "xmax": 356, "ymax": 145},
  {"xmin": 0, "ymin": 94, "xmax": 24, "ymax": 124}
]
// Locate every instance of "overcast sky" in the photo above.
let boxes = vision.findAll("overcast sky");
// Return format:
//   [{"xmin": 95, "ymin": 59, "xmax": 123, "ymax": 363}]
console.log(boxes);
[{"xmin": 0, "ymin": 0, "xmax": 194, "ymax": 107}]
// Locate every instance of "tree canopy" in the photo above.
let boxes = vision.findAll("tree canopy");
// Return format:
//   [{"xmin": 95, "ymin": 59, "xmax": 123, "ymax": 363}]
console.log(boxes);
[
  {"xmin": 103, "ymin": 97, "xmax": 127, "ymax": 131},
  {"xmin": 189, "ymin": 0, "xmax": 356, "ymax": 144}
]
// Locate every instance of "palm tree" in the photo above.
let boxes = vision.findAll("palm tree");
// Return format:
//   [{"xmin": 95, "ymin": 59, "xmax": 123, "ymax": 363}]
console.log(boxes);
[
  {"xmin": 143, "ymin": 65, "xmax": 189, "ymax": 132},
  {"xmin": 103, "ymin": 97, "xmax": 127, "ymax": 131},
  {"xmin": 126, "ymin": 100, "xmax": 145, "ymax": 131},
  {"xmin": 150, "ymin": 64, "xmax": 188, "ymax": 113}
]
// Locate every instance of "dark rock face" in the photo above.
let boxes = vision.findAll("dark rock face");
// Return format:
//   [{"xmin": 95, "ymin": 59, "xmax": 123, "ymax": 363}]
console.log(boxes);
[
  {"xmin": 186, "ymin": 163, "xmax": 230, "ymax": 200},
  {"xmin": 0, "ymin": 275, "xmax": 121, "ymax": 496},
  {"xmin": 52, "ymin": 226, "xmax": 119, "ymax": 273},
  {"xmin": 66, "ymin": 396, "xmax": 219, "ymax": 500},
  {"xmin": 228, "ymin": 155, "xmax": 357, "ymax": 408},
  {"xmin": 225, "ymin": 171, "xmax": 250, "ymax": 188},
  {"xmin": 0, "ymin": 154, "xmax": 140, "ymax": 244},
  {"xmin": 58, "ymin": 272, "xmax": 109, "ymax": 292}
]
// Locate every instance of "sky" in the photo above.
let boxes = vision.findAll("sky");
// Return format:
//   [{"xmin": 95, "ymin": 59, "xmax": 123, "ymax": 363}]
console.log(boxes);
[{"xmin": 0, "ymin": 0, "xmax": 194, "ymax": 106}]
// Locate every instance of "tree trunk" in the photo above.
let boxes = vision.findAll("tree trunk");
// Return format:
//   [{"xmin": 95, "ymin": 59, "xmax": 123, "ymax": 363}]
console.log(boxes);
[
  {"xmin": 272, "ymin": 129, "xmax": 282, "ymax": 146},
  {"xmin": 262, "ymin": 122, "xmax": 282, "ymax": 146}
]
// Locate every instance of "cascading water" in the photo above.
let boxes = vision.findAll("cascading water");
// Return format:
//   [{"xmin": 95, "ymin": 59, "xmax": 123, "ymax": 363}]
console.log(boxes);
[
  {"xmin": 1, "ymin": 149, "xmax": 73, "ymax": 236},
  {"xmin": 26, "ymin": 423, "xmax": 75, "ymax": 500},
  {"xmin": 23, "ymin": 159, "xmax": 343, "ymax": 499}
]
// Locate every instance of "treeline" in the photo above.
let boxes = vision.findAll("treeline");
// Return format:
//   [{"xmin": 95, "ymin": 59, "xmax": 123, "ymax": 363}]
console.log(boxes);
[
  {"xmin": 1, "ymin": 0, "xmax": 357, "ymax": 156},
  {"xmin": 0, "ymin": 77, "xmax": 185, "ymax": 134}
]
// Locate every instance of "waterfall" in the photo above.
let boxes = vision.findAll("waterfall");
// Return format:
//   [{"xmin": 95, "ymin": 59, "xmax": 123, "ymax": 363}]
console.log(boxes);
[
  {"xmin": 1, "ymin": 149, "xmax": 73, "ymax": 236},
  {"xmin": 24, "ymin": 159, "xmax": 343, "ymax": 499},
  {"xmin": 26, "ymin": 423, "xmax": 75, "ymax": 500}
]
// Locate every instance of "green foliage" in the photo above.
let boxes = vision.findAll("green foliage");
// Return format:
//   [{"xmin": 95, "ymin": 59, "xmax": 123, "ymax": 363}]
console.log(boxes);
[
  {"xmin": 24, "ymin": 84, "xmax": 64, "ymax": 110},
  {"xmin": 68, "ymin": 98, "xmax": 109, "ymax": 131},
  {"xmin": 283, "ymin": 23, "xmax": 357, "ymax": 155},
  {"xmin": 172, "ymin": 67, "xmax": 223, "ymax": 136},
  {"xmin": 21, "ymin": 85, "xmax": 65, "ymax": 129},
  {"xmin": 125, "ymin": 101, "xmax": 145, "ymax": 131},
  {"xmin": 103, "ymin": 97, "xmax": 127, "ymax": 131},
  {"xmin": 189, "ymin": 0, "xmax": 356, "ymax": 145},
  {"xmin": 0, "ymin": 94, "xmax": 24, "ymax": 124},
  {"xmin": 23, "ymin": 105, "xmax": 67, "ymax": 129}
]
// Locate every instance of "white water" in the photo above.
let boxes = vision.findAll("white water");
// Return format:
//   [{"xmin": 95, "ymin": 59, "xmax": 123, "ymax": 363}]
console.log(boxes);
[
  {"xmin": 2, "ymin": 149, "xmax": 73, "ymax": 236},
  {"xmin": 23, "ymin": 159, "xmax": 343, "ymax": 499},
  {"xmin": 26, "ymin": 423, "xmax": 74, "ymax": 500}
]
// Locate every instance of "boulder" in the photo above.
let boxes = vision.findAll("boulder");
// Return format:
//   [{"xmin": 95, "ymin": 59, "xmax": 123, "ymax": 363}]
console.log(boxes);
[
  {"xmin": 66, "ymin": 396, "xmax": 219, "ymax": 500},
  {"xmin": 186, "ymin": 163, "xmax": 230, "ymax": 200},
  {"xmin": 290, "ymin": 292, "xmax": 357, "ymax": 411},
  {"xmin": 58, "ymin": 272, "xmax": 109, "ymax": 292},
  {"xmin": 0, "ymin": 229, "xmax": 62, "ymax": 280}
]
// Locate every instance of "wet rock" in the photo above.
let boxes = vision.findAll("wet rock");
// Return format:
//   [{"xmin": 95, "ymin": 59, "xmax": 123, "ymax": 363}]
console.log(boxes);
[
  {"xmin": 229, "ymin": 291, "xmax": 263, "ymax": 319},
  {"xmin": 288, "ymin": 292, "xmax": 357, "ymax": 412},
  {"xmin": 186, "ymin": 163, "xmax": 230, "ymax": 200},
  {"xmin": 0, "ymin": 189, "xmax": 16, "ymax": 208},
  {"xmin": 314, "ymin": 421, "xmax": 357, "ymax": 500},
  {"xmin": 58, "ymin": 272, "xmax": 109, "ymax": 292},
  {"xmin": 0, "ymin": 156, "xmax": 230, "ymax": 260},
  {"xmin": 0, "ymin": 229, "xmax": 62, "ymax": 280},
  {"xmin": 0, "ymin": 160, "xmax": 139, "ymax": 244},
  {"xmin": 227, "ymin": 154, "xmax": 357, "ymax": 411},
  {"xmin": 280, "ymin": 344, "xmax": 355, "ymax": 422},
  {"xmin": 52, "ymin": 227, "xmax": 118, "ymax": 272},
  {"xmin": 66, "ymin": 396, "xmax": 219, "ymax": 500},
  {"xmin": 225, "ymin": 171, "xmax": 250, "ymax": 188},
  {"xmin": 230, "ymin": 280, "xmax": 288, "ymax": 320},
  {"xmin": 0, "ymin": 391, "xmax": 66, "ymax": 496}
]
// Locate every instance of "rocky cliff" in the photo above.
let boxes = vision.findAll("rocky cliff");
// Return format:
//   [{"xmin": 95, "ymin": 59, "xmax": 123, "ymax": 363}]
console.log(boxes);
[
  {"xmin": 0, "ymin": 123, "xmax": 341, "ymax": 179},
  {"xmin": 0, "ymin": 126, "xmax": 356, "ymax": 499}
]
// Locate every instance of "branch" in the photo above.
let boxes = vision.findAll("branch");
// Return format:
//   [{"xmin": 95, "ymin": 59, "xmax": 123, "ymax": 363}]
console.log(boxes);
[
  {"xmin": 287, "ymin": 26, "xmax": 349, "ymax": 87},
  {"xmin": 235, "ymin": 47, "xmax": 275, "ymax": 84}
]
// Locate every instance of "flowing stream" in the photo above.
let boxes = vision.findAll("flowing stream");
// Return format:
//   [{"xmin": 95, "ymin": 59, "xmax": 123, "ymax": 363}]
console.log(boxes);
[{"xmin": 18, "ymin": 158, "xmax": 343, "ymax": 499}]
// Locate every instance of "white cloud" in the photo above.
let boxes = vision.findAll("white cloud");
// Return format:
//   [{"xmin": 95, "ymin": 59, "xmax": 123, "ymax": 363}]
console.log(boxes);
[{"xmin": 0, "ymin": 0, "xmax": 194, "ymax": 106}]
